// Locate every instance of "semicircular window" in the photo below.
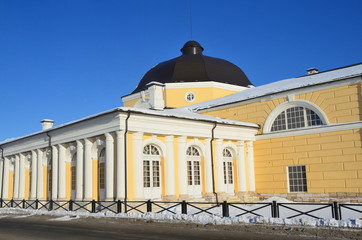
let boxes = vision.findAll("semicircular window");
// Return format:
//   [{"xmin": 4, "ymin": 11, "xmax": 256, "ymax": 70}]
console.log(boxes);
[{"xmin": 271, "ymin": 106, "xmax": 323, "ymax": 132}]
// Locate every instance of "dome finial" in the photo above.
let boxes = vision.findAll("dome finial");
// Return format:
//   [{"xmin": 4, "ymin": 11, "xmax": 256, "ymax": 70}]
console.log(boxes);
[{"xmin": 181, "ymin": 40, "xmax": 204, "ymax": 55}]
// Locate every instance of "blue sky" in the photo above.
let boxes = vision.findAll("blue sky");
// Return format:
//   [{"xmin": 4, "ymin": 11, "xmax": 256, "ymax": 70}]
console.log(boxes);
[{"xmin": 1, "ymin": 0, "xmax": 361, "ymax": 141}]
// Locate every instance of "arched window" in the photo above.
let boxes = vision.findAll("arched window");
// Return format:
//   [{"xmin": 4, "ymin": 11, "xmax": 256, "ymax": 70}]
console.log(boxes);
[
  {"xmin": 271, "ymin": 106, "xmax": 323, "ymax": 132},
  {"xmin": 186, "ymin": 146, "xmax": 201, "ymax": 187},
  {"xmin": 143, "ymin": 145, "xmax": 160, "ymax": 189},
  {"xmin": 223, "ymin": 148, "xmax": 233, "ymax": 186}
]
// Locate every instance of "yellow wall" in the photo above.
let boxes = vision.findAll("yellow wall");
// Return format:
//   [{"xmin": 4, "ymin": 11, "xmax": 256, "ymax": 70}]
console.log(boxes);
[
  {"xmin": 9, "ymin": 171, "xmax": 14, "ymax": 199},
  {"xmin": 203, "ymin": 83, "xmax": 362, "ymax": 134},
  {"xmin": 43, "ymin": 166, "xmax": 48, "ymax": 200},
  {"xmin": 123, "ymin": 87, "xmax": 237, "ymax": 108},
  {"xmin": 123, "ymin": 94, "xmax": 150, "ymax": 107},
  {"xmin": 165, "ymin": 88, "xmax": 237, "ymax": 108},
  {"xmin": 127, "ymin": 133, "xmax": 134, "ymax": 200},
  {"xmin": 92, "ymin": 160, "xmax": 98, "ymax": 200},
  {"xmin": 254, "ymin": 128, "xmax": 362, "ymax": 193},
  {"xmin": 25, "ymin": 169, "xmax": 30, "ymax": 200},
  {"xmin": 66, "ymin": 163, "xmax": 71, "ymax": 200}
]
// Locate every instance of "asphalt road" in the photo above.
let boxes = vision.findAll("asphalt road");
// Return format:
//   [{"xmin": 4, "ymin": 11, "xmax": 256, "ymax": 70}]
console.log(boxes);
[{"xmin": 0, "ymin": 214, "xmax": 360, "ymax": 240}]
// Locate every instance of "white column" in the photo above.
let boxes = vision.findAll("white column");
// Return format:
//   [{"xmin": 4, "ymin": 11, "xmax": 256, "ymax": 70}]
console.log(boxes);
[
  {"xmin": 30, "ymin": 150, "xmax": 37, "ymax": 200},
  {"xmin": 13, "ymin": 155, "xmax": 20, "ymax": 199},
  {"xmin": 105, "ymin": 132, "xmax": 114, "ymax": 200},
  {"xmin": 165, "ymin": 135, "xmax": 175, "ymax": 198},
  {"xmin": 178, "ymin": 136, "xmax": 187, "ymax": 197},
  {"xmin": 2, "ymin": 157, "xmax": 9, "ymax": 200},
  {"xmin": 237, "ymin": 141, "xmax": 247, "ymax": 192},
  {"xmin": 84, "ymin": 138, "xmax": 93, "ymax": 200},
  {"xmin": 246, "ymin": 141, "xmax": 256, "ymax": 192},
  {"xmin": 215, "ymin": 139, "xmax": 225, "ymax": 193},
  {"xmin": 204, "ymin": 138, "xmax": 213, "ymax": 194},
  {"xmin": 116, "ymin": 130, "xmax": 125, "ymax": 200},
  {"xmin": 0, "ymin": 158, "xmax": 3, "ymax": 198},
  {"xmin": 51, "ymin": 146, "xmax": 58, "ymax": 200},
  {"xmin": 37, "ymin": 149, "xmax": 44, "ymax": 199},
  {"xmin": 58, "ymin": 144, "xmax": 66, "ymax": 200},
  {"xmin": 75, "ymin": 140, "xmax": 84, "ymax": 200},
  {"xmin": 19, "ymin": 154, "xmax": 26, "ymax": 199},
  {"xmin": 133, "ymin": 132, "xmax": 143, "ymax": 200}
]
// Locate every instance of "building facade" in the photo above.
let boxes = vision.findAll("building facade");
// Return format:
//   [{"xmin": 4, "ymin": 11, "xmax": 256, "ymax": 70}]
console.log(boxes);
[{"xmin": 1, "ymin": 41, "xmax": 361, "ymax": 203}]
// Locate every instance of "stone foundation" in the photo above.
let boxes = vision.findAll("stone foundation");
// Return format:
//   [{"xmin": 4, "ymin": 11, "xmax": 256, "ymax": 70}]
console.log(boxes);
[{"xmin": 259, "ymin": 192, "xmax": 362, "ymax": 203}]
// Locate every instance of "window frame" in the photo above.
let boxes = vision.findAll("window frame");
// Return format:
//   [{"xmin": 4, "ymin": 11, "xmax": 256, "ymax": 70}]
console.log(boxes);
[
  {"xmin": 287, "ymin": 165, "xmax": 308, "ymax": 193},
  {"xmin": 263, "ymin": 100, "xmax": 328, "ymax": 133}
]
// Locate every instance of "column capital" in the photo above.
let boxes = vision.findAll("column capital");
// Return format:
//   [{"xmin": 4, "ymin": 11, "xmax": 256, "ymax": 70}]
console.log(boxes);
[
  {"xmin": 116, "ymin": 130, "xmax": 125, "ymax": 136},
  {"xmin": 237, "ymin": 140, "xmax": 245, "ymax": 146},
  {"xmin": 105, "ymin": 132, "xmax": 114, "ymax": 141},
  {"xmin": 178, "ymin": 136, "xmax": 187, "ymax": 143},
  {"xmin": 215, "ymin": 138, "xmax": 223, "ymax": 144},
  {"xmin": 133, "ymin": 131, "xmax": 144, "ymax": 140},
  {"xmin": 84, "ymin": 138, "xmax": 93, "ymax": 146},
  {"xmin": 76, "ymin": 139, "xmax": 84, "ymax": 146},
  {"xmin": 165, "ymin": 135, "xmax": 174, "ymax": 142}
]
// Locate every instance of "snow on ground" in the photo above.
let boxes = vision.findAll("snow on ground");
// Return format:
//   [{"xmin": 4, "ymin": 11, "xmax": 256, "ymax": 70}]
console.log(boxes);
[{"xmin": 0, "ymin": 197, "xmax": 361, "ymax": 228}]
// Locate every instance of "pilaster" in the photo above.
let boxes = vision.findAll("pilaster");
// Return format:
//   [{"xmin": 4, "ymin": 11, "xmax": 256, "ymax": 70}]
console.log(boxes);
[
  {"xmin": 75, "ymin": 140, "xmax": 84, "ymax": 201},
  {"xmin": 84, "ymin": 138, "xmax": 93, "ymax": 200},
  {"xmin": 178, "ymin": 136, "xmax": 188, "ymax": 198},
  {"xmin": 58, "ymin": 144, "xmax": 66, "ymax": 200},
  {"xmin": 51, "ymin": 145, "xmax": 58, "ymax": 200},
  {"xmin": 13, "ymin": 155, "xmax": 20, "ymax": 199},
  {"xmin": 246, "ymin": 141, "xmax": 255, "ymax": 192},
  {"xmin": 30, "ymin": 150, "xmax": 37, "ymax": 200},
  {"xmin": 133, "ymin": 132, "xmax": 143, "ymax": 200},
  {"xmin": 164, "ymin": 135, "xmax": 176, "ymax": 200},
  {"xmin": 116, "ymin": 130, "xmax": 125, "ymax": 200},
  {"xmin": 37, "ymin": 149, "xmax": 44, "ymax": 200},
  {"xmin": 18, "ymin": 153, "xmax": 26, "ymax": 200},
  {"xmin": 105, "ymin": 132, "xmax": 114, "ymax": 201}
]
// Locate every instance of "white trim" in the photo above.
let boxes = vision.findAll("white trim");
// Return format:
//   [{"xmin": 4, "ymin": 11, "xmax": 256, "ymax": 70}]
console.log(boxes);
[
  {"xmin": 143, "ymin": 137, "xmax": 166, "ymax": 158},
  {"xmin": 263, "ymin": 100, "xmax": 329, "ymax": 133},
  {"xmin": 122, "ymin": 90, "xmax": 150, "ymax": 102},
  {"xmin": 165, "ymin": 81, "xmax": 248, "ymax": 92},
  {"xmin": 196, "ymin": 77, "xmax": 361, "ymax": 113},
  {"xmin": 256, "ymin": 121, "xmax": 362, "ymax": 140},
  {"xmin": 185, "ymin": 91, "xmax": 196, "ymax": 103},
  {"xmin": 222, "ymin": 141, "xmax": 237, "ymax": 157},
  {"xmin": 186, "ymin": 139, "xmax": 205, "ymax": 157}
]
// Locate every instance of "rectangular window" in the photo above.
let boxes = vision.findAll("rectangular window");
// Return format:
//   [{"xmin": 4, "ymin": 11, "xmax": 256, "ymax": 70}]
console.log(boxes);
[
  {"xmin": 99, "ymin": 163, "xmax": 105, "ymax": 189},
  {"xmin": 227, "ymin": 162, "xmax": 233, "ymax": 184},
  {"xmin": 194, "ymin": 161, "xmax": 200, "ymax": 185},
  {"xmin": 152, "ymin": 160, "xmax": 160, "ymax": 187},
  {"xmin": 187, "ymin": 161, "xmax": 193, "ymax": 185},
  {"xmin": 288, "ymin": 165, "xmax": 307, "ymax": 192},
  {"xmin": 143, "ymin": 160, "xmax": 150, "ymax": 187},
  {"xmin": 71, "ymin": 166, "xmax": 76, "ymax": 191}
]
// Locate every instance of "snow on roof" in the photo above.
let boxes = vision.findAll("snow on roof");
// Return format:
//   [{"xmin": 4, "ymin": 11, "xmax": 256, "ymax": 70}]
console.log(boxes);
[
  {"xmin": 186, "ymin": 63, "xmax": 362, "ymax": 111},
  {"xmin": 119, "ymin": 107, "xmax": 259, "ymax": 128},
  {"xmin": 0, "ymin": 107, "xmax": 258, "ymax": 145}
]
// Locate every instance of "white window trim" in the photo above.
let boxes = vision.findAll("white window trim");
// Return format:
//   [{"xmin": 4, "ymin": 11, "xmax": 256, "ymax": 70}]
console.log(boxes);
[
  {"xmin": 263, "ymin": 100, "xmax": 329, "ymax": 133},
  {"xmin": 185, "ymin": 91, "xmax": 196, "ymax": 103},
  {"xmin": 186, "ymin": 139, "xmax": 205, "ymax": 157},
  {"xmin": 143, "ymin": 137, "xmax": 166, "ymax": 158},
  {"xmin": 286, "ymin": 165, "xmax": 307, "ymax": 193}
]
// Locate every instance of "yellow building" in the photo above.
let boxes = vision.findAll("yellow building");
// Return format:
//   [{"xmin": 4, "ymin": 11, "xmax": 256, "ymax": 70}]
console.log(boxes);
[{"xmin": 0, "ymin": 41, "xmax": 361, "ymax": 203}]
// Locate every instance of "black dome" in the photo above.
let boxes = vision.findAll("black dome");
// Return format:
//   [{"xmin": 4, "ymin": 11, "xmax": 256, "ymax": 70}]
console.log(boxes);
[{"xmin": 131, "ymin": 41, "xmax": 252, "ymax": 94}]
